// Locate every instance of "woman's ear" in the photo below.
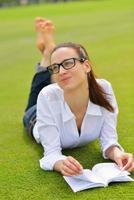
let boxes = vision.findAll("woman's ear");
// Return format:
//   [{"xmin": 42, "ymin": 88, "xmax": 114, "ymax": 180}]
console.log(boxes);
[{"xmin": 83, "ymin": 60, "xmax": 91, "ymax": 73}]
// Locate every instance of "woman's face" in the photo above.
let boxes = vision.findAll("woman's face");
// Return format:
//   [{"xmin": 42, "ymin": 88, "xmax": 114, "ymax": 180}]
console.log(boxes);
[{"xmin": 50, "ymin": 47, "xmax": 91, "ymax": 92}]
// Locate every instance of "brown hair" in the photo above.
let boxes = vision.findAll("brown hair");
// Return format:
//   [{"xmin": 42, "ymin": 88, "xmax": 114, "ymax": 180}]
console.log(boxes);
[{"xmin": 51, "ymin": 42, "xmax": 114, "ymax": 112}]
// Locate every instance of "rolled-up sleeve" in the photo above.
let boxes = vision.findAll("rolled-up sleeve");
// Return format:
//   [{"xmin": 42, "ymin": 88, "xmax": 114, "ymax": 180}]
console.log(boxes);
[
  {"xmin": 35, "ymin": 91, "xmax": 67, "ymax": 171},
  {"xmin": 99, "ymin": 81, "xmax": 124, "ymax": 158}
]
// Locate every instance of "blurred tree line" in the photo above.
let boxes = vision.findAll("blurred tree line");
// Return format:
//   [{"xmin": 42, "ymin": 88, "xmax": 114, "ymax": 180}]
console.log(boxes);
[{"xmin": 0, "ymin": 0, "xmax": 74, "ymax": 7}]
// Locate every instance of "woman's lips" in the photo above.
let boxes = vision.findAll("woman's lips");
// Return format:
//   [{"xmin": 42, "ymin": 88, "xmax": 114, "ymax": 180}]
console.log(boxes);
[{"xmin": 60, "ymin": 76, "xmax": 72, "ymax": 83}]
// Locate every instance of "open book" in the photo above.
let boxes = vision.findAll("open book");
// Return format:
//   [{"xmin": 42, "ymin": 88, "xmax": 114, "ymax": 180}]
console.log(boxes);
[{"xmin": 63, "ymin": 163, "xmax": 134, "ymax": 192}]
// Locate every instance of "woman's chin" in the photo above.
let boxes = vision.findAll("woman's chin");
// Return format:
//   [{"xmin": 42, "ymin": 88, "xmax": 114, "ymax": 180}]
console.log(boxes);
[{"xmin": 59, "ymin": 83, "xmax": 77, "ymax": 92}]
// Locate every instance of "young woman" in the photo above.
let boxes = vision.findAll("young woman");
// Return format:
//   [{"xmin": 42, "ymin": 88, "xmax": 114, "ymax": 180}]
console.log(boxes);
[{"xmin": 23, "ymin": 17, "xmax": 134, "ymax": 176}]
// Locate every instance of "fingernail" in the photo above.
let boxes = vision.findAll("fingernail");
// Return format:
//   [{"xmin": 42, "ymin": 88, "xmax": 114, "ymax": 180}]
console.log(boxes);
[
  {"xmin": 121, "ymin": 166, "xmax": 126, "ymax": 171},
  {"xmin": 80, "ymin": 168, "xmax": 83, "ymax": 173},
  {"xmin": 78, "ymin": 170, "xmax": 83, "ymax": 174},
  {"xmin": 80, "ymin": 165, "xmax": 83, "ymax": 169}
]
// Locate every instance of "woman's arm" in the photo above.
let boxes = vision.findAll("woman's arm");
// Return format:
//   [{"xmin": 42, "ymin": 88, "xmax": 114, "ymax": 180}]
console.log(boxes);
[
  {"xmin": 99, "ymin": 80, "xmax": 134, "ymax": 172},
  {"xmin": 36, "ymin": 89, "xmax": 83, "ymax": 175}
]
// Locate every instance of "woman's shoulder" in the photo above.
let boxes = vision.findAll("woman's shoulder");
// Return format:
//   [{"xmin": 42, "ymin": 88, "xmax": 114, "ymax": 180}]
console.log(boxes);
[
  {"xmin": 38, "ymin": 83, "xmax": 63, "ymax": 101},
  {"xmin": 96, "ymin": 78, "xmax": 113, "ymax": 92},
  {"xmin": 96, "ymin": 78, "xmax": 111, "ymax": 86}
]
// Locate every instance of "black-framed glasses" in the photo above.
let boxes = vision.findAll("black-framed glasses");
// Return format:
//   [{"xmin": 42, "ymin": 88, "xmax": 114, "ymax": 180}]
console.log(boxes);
[{"xmin": 47, "ymin": 57, "xmax": 85, "ymax": 75}]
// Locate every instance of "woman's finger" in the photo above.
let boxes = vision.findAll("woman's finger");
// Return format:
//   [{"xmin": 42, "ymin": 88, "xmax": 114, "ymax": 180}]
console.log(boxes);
[
  {"xmin": 63, "ymin": 160, "xmax": 80, "ymax": 174},
  {"xmin": 62, "ymin": 164, "xmax": 79, "ymax": 176},
  {"xmin": 122, "ymin": 154, "xmax": 133, "ymax": 171},
  {"xmin": 67, "ymin": 156, "xmax": 83, "ymax": 171},
  {"xmin": 126, "ymin": 163, "xmax": 134, "ymax": 173},
  {"xmin": 116, "ymin": 157, "xmax": 123, "ymax": 169},
  {"xmin": 61, "ymin": 168, "xmax": 74, "ymax": 176}
]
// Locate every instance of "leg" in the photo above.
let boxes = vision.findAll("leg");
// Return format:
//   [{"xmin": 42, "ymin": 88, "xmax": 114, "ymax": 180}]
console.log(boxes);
[
  {"xmin": 25, "ymin": 69, "xmax": 51, "ymax": 111},
  {"xmin": 26, "ymin": 17, "xmax": 55, "ymax": 110},
  {"xmin": 23, "ymin": 17, "xmax": 56, "ymax": 137}
]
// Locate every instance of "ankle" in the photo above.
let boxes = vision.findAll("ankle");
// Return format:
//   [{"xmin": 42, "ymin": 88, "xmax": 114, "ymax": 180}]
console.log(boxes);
[{"xmin": 40, "ymin": 58, "xmax": 50, "ymax": 68}]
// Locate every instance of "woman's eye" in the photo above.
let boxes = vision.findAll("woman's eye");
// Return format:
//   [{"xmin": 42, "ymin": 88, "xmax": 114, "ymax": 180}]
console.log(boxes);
[
  {"xmin": 52, "ymin": 65, "xmax": 58, "ymax": 70},
  {"xmin": 64, "ymin": 60, "xmax": 73, "ymax": 67}
]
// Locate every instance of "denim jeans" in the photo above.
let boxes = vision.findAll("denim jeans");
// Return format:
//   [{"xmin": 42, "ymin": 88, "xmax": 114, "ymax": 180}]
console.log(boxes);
[{"xmin": 23, "ymin": 68, "xmax": 51, "ymax": 135}]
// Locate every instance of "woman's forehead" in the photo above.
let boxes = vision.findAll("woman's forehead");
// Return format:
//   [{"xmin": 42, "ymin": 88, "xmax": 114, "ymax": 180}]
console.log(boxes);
[{"xmin": 51, "ymin": 47, "xmax": 78, "ymax": 63}]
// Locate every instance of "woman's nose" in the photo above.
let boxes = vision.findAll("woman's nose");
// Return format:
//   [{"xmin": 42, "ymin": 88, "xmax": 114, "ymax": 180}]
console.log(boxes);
[{"xmin": 59, "ymin": 65, "xmax": 67, "ymax": 74}]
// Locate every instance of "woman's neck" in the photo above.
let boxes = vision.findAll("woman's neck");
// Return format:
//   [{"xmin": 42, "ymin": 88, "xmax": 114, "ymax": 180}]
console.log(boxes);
[{"xmin": 64, "ymin": 83, "xmax": 89, "ymax": 113}]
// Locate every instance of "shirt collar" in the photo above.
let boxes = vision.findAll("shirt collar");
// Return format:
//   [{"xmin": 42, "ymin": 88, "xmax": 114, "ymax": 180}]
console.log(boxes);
[
  {"xmin": 62, "ymin": 100, "xmax": 102, "ymax": 122},
  {"xmin": 86, "ymin": 101, "xmax": 102, "ymax": 116},
  {"xmin": 62, "ymin": 101, "xmax": 75, "ymax": 122}
]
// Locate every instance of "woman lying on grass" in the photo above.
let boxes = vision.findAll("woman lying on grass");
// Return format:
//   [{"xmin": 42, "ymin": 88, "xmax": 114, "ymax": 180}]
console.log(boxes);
[{"xmin": 23, "ymin": 17, "xmax": 134, "ymax": 176}]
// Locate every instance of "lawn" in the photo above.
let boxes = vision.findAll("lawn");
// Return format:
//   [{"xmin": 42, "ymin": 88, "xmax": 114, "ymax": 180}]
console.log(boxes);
[{"xmin": 0, "ymin": 0, "xmax": 134, "ymax": 199}]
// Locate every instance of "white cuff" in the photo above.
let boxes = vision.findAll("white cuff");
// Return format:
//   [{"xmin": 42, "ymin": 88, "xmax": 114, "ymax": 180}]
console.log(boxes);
[
  {"xmin": 103, "ymin": 142, "xmax": 124, "ymax": 159},
  {"xmin": 39, "ymin": 154, "xmax": 67, "ymax": 171}
]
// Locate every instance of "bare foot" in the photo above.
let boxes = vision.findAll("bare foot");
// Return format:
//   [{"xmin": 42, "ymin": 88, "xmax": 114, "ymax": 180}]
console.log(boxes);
[
  {"xmin": 35, "ymin": 17, "xmax": 56, "ymax": 67},
  {"xmin": 35, "ymin": 17, "xmax": 46, "ymax": 53},
  {"xmin": 35, "ymin": 17, "xmax": 55, "ymax": 54}
]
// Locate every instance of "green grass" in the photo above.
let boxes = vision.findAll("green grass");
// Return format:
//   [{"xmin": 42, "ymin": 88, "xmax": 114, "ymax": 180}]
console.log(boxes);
[{"xmin": 0, "ymin": 0, "xmax": 134, "ymax": 199}]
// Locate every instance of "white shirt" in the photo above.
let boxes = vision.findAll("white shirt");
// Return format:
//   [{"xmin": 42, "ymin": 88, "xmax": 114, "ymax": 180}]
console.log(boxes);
[{"xmin": 33, "ymin": 79, "xmax": 123, "ymax": 171}]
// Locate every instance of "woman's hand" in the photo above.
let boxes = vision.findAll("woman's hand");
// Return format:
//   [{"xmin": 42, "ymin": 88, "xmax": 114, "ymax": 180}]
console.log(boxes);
[
  {"xmin": 54, "ymin": 156, "xmax": 83, "ymax": 176},
  {"xmin": 106, "ymin": 146, "xmax": 134, "ymax": 172},
  {"xmin": 114, "ymin": 152, "xmax": 134, "ymax": 172}
]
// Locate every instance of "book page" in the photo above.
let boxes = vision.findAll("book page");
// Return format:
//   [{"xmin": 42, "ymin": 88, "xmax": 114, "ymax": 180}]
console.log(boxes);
[
  {"xmin": 92, "ymin": 163, "xmax": 131, "ymax": 184},
  {"xmin": 71, "ymin": 169, "xmax": 105, "ymax": 183},
  {"xmin": 63, "ymin": 173, "xmax": 105, "ymax": 192}
]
